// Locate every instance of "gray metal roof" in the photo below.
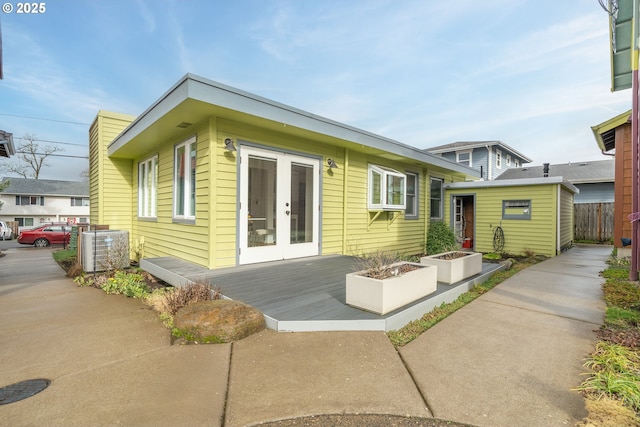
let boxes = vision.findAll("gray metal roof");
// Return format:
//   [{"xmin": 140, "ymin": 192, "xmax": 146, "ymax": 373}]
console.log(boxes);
[
  {"xmin": 424, "ymin": 140, "xmax": 533, "ymax": 163},
  {"xmin": 446, "ymin": 176, "xmax": 579, "ymax": 194},
  {"xmin": 107, "ymin": 74, "xmax": 481, "ymax": 179},
  {"xmin": 0, "ymin": 177, "xmax": 89, "ymax": 196},
  {"xmin": 495, "ymin": 160, "xmax": 614, "ymax": 184}
]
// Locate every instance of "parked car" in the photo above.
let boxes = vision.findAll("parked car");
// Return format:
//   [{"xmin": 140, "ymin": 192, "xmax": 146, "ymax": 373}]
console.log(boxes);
[
  {"xmin": 17, "ymin": 223, "xmax": 71, "ymax": 247},
  {"xmin": 0, "ymin": 221, "xmax": 12, "ymax": 240}
]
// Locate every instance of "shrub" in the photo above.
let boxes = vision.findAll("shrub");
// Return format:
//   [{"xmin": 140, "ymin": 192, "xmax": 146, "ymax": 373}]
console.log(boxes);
[
  {"xmin": 100, "ymin": 271, "xmax": 150, "ymax": 298},
  {"xmin": 148, "ymin": 281, "xmax": 222, "ymax": 316},
  {"xmin": 426, "ymin": 221, "xmax": 457, "ymax": 255},
  {"xmin": 353, "ymin": 250, "xmax": 405, "ymax": 280}
]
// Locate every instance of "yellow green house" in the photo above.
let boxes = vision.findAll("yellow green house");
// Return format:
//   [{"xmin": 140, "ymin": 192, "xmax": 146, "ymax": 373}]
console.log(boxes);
[{"xmin": 89, "ymin": 74, "xmax": 481, "ymax": 271}]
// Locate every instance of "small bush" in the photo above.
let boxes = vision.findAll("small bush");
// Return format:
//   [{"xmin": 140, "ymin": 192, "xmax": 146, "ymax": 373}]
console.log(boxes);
[
  {"xmin": 66, "ymin": 262, "xmax": 85, "ymax": 278},
  {"xmin": 149, "ymin": 281, "xmax": 222, "ymax": 316},
  {"xmin": 353, "ymin": 250, "xmax": 405, "ymax": 280},
  {"xmin": 100, "ymin": 271, "xmax": 150, "ymax": 298},
  {"xmin": 426, "ymin": 221, "xmax": 457, "ymax": 255}
]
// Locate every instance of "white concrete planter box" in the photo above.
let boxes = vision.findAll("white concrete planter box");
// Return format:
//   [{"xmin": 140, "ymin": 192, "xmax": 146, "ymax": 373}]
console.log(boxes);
[
  {"xmin": 345, "ymin": 262, "xmax": 438, "ymax": 315},
  {"xmin": 420, "ymin": 251, "xmax": 482, "ymax": 285}
]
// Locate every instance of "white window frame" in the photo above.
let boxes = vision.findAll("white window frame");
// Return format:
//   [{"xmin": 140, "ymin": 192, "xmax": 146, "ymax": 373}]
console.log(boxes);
[
  {"xmin": 404, "ymin": 171, "xmax": 419, "ymax": 219},
  {"xmin": 138, "ymin": 155, "xmax": 158, "ymax": 218},
  {"xmin": 456, "ymin": 150, "xmax": 472, "ymax": 167},
  {"xmin": 515, "ymin": 159, "xmax": 520, "ymax": 168},
  {"xmin": 368, "ymin": 164, "xmax": 406, "ymax": 211},
  {"xmin": 70, "ymin": 197, "xmax": 89, "ymax": 207},
  {"xmin": 496, "ymin": 150, "xmax": 502, "ymax": 168},
  {"xmin": 506, "ymin": 154, "xmax": 512, "ymax": 167},
  {"xmin": 430, "ymin": 177, "xmax": 444, "ymax": 220},
  {"xmin": 173, "ymin": 136, "xmax": 197, "ymax": 221}
]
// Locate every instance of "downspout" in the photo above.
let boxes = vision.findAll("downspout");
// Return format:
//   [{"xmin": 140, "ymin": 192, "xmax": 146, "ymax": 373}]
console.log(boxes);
[
  {"xmin": 557, "ymin": 185, "xmax": 561, "ymax": 255},
  {"xmin": 486, "ymin": 145, "xmax": 492, "ymax": 180},
  {"xmin": 632, "ymin": 4, "xmax": 639, "ymax": 280},
  {"xmin": 341, "ymin": 148, "xmax": 349, "ymax": 254}
]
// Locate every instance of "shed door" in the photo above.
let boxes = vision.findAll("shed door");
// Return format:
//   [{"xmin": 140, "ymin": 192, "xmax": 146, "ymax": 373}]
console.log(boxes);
[{"xmin": 239, "ymin": 147, "xmax": 320, "ymax": 265}]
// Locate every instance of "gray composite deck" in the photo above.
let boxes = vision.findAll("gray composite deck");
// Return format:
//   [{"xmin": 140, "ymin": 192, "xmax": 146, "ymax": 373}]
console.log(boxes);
[{"xmin": 141, "ymin": 255, "xmax": 504, "ymax": 332}]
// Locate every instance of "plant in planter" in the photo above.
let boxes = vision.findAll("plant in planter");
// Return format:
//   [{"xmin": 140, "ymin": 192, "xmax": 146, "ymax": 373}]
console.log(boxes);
[
  {"xmin": 422, "ymin": 221, "xmax": 481, "ymax": 284},
  {"xmin": 420, "ymin": 251, "xmax": 482, "ymax": 285},
  {"xmin": 346, "ymin": 251, "xmax": 438, "ymax": 315}
]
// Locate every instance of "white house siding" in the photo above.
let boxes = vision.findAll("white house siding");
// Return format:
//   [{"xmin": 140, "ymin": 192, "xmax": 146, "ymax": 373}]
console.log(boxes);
[{"xmin": 0, "ymin": 194, "xmax": 89, "ymax": 230}]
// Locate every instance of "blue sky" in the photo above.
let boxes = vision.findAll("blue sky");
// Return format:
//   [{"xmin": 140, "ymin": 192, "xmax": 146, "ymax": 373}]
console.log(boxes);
[{"xmin": 0, "ymin": 0, "xmax": 631, "ymax": 181}]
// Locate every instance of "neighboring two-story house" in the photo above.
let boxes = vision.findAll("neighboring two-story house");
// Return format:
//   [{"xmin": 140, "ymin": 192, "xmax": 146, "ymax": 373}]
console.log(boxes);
[
  {"xmin": 425, "ymin": 140, "xmax": 532, "ymax": 180},
  {"xmin": 0, "ymin": 178, "xmax": 90, "ymax": 231}
]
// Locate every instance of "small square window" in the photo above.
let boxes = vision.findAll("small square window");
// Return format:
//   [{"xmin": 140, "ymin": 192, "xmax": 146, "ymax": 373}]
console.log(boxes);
[{"xmin": 502, "ymin": 200, "xmax": 531, "ymax": 220}]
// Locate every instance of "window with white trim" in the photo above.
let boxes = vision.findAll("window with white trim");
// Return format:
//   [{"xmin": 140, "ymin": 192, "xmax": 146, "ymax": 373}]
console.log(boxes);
[
  {"xmin": 496, "ymin": 150, "xmax": 502, "ymax": 168},
  {"xmin": 456, "ymin": 150, "xmax": 472, "ymax": 167},
  {"xmin": 515, "ymin": 159, "xmax": 520, "ymax": 168},
  {"xmin": 368, "ymin": 164, "xmax": 406, "ymax": 210},
  {"xmin": 16, "ymin": 196, "xmax": 44, "ymax": 206},
  {"xmin": 138, "ymin": 155, "xmax": 158, "ymax": 218},
  {"xmin": 506, "ymin": 155, "xmax": 512, "ymax": 167},
  {"xmin": 174, "ymin": 137, "xmax": 197, "ymax": 220},
  {"xmin": 430, "ymin": 177, "xmax": 443, "ymax": 219},
  {"xmin": 70, "ymin": 197, "xmax": 89, "ymax": 207},
  {"xmin": 405, "ymin": 172, "xmax": 419, "ymax": 219}
]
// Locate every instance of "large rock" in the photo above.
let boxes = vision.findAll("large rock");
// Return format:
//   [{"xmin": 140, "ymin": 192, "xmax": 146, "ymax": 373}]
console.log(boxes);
[{"xmin": 173, "ymin": 299, "xmax": 265, "ymax": 344}]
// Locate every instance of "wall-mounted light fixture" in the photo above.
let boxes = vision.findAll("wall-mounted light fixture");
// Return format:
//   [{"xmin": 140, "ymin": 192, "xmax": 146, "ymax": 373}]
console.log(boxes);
[
  {"xmin": 224, "ymin": 137, "xmax": 237, "ymax": 151},
  {"xmin": 327, "ymin": 158, "xmax": 338, "ymax": 169}
]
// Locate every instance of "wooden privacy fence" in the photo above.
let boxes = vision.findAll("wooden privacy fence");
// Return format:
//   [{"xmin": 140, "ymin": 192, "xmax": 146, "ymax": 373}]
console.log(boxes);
[{"xmin": 574, "ymin": 202, "xmax": 613, "ymax": 242}]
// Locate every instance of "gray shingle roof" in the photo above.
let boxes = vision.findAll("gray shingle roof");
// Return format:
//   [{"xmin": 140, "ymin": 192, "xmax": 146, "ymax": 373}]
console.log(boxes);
[
  {"xmin": 495, "ymin": 160, "xmax": 614, "ymax": 183},
  {"xmin": 0, "ymin": 177, "xmax": 89, "ymax": 196}
]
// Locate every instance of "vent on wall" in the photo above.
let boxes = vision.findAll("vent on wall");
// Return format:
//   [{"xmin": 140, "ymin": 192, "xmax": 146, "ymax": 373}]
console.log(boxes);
[{"xmin": 82, "ymin": 230, "xmax": 129, "ymax": 273}]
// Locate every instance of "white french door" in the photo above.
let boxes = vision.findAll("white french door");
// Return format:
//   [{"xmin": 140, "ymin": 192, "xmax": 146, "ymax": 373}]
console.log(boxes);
[{"xmin": 239, "ymin": 146, "xmax": 320, "ymax": 265}]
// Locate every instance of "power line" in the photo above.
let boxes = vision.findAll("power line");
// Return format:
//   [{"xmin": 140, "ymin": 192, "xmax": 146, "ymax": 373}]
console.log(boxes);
[
  {"xmin": 15, "ymin": 137, "xmax": 87, "ymax": 147},
  {"xmin": 0, "ymin": 113, "xmax": 90, "ymax": 126},
  {"xmin": 14, "ymin": 152, "xmax": 89, "ymax": 159}
]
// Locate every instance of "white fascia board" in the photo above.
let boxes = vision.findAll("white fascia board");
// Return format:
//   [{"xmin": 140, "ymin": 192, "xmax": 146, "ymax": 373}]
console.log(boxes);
[
  {"xmin": 445, "ymin": 176, "xmax": 579, "ymax": 194},
  {"xmin": 107, "ymin": 74, "xmax": 480, "ymax": 178}
]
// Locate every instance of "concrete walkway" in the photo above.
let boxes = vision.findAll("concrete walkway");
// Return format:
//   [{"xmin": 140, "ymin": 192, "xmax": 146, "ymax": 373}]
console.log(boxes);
[{"xmin": 0, "ymin": 245, "xmax": 609, "ymax": 427}]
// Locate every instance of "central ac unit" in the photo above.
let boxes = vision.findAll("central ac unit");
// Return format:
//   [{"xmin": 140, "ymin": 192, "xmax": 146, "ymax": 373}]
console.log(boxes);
[{"xmin": 82, "ymin": 230, "xmax": 130, "ymax": 273}]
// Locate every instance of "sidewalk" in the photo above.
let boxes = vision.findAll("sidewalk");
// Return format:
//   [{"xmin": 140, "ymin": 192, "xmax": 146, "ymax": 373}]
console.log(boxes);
[{"xmin": 0, "ymin": 245, "xmax": 609, "ymax": 426}]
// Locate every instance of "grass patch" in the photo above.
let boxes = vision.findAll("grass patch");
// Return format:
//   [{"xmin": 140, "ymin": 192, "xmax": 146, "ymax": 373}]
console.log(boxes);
[
  {"xmin": 387, "ymin": 258, "xmax": 535, "ymax": 348},
  {"xmin": 603, "ymin": 280, "xmax": 640, "ymax": 310},
  {"xmin": 53, "ymin": 248, "xmax": 76, "ymax": 263},
  {"xmin": 576, "ymin": 255, "xmax": 640, "ymax": 425},
  {"xmin": 606, "ymin": 307, "xmax": 640, "ymax": 328}
]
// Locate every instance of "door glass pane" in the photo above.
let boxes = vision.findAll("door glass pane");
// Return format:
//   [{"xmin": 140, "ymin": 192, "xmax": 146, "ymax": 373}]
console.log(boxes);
[
  {"xmin": 248, "ymin": 156, "xmax": 277, "ymax": 247},
  {"xmin": 290, "ymin": 163, "xmax": 313, "ymax": 244}
]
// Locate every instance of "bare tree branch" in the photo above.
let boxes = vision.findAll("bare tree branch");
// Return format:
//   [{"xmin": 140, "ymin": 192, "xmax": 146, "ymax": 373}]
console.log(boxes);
[{"xmin": 1, "ymin": 134, "xmax": 63, "ymax": 179}]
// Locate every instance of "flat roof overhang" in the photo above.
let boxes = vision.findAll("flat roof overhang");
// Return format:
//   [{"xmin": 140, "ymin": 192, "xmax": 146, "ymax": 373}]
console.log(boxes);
[
  {"xmin": 445, "ymin": 176, "xmax": 579, "ymax": 194},
  {"xmin": 107, "ymin": 74, "xmax": 480, "ymax": 179}
]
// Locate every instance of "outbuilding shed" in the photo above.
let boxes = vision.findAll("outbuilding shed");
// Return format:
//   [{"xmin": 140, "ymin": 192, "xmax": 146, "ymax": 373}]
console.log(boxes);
[{"xmin": 445, "ymin": 177, "xmax": 579, "ymax": 258}]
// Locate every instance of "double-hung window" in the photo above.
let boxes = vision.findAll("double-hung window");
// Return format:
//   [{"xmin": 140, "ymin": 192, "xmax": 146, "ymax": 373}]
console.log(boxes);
[
  {"xmin": 430, "ymin": 177, "xmax": 443, "ymax": 220},
  {"xmin": 139, "ymin": 155, "xmax": 158, "ymax": 218},
  {"xmin": 174, "ymin": 137, "xmax": 197, "ymax": 220},
  {"xmin": 368, "ymin": 164, "xmax": 406, "ymax": 210},
  {"xmin": 456, "ymin": 150, "xmax": 471, "ymax": 167},
  {"xmin": 404, "ymin": 172, "xmax": 419, "ymax": 219}
]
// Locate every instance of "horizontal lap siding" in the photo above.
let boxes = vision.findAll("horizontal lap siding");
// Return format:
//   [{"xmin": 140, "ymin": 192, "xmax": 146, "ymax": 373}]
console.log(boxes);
[
  {"xmin": 343, "ymin": 151, "xmax": 425, "ymax": 256},
  {"xmin": 560, "ymin": 187, "xmax": 574, "ymax": 250},
  {"xmin": 218, "ymin": 119, "xmax": 345, "ymax": 259},
  {"xmin": 131, "ymin": 124, "xmax": 211, "ymax": 267},
  {"xmin": 448, "ymin": 185, "xmax": 557, "ymax": 257},
  {"xmin": 89, "ymin": 112, "xmax": 134, "ymax": 229}
]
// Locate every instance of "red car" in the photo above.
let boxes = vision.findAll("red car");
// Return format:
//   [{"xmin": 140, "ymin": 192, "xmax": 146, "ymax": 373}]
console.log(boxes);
[{"xmin": 17, "ymin": 224, "xmax": 71, "ymax": 247}]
